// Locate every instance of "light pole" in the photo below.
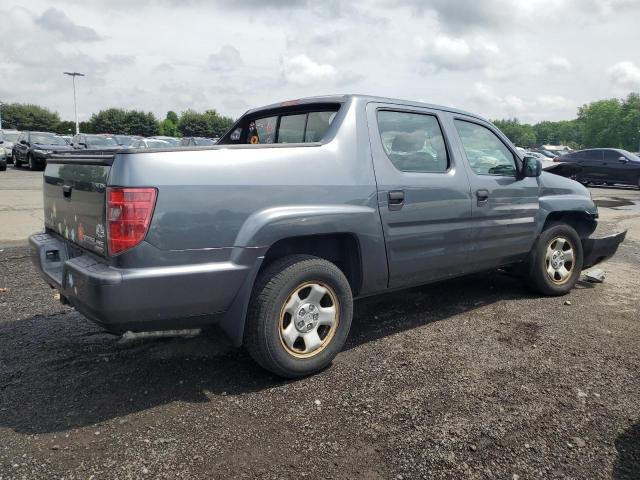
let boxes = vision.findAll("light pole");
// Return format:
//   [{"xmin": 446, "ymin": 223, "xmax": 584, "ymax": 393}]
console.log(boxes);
[{"xmin": 63, "ymin": 72, "xmax": 84, "ymax": 134}]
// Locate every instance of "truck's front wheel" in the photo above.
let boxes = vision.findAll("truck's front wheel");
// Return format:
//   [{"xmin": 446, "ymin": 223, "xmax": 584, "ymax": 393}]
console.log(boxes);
[
  {"xmin": 527, "ymin": 223, "xmax": 583, "ymax": 296},
  {"xmin": 244, "ymin": 255, "xmax": 353, "ymax": 378}
]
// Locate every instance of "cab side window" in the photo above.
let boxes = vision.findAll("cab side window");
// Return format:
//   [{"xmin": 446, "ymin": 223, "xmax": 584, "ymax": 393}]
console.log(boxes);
[
  {"xmin": 454, "ymin": 120, "xmax": 516, "ymax": 176},
  {"xmin": 221, "ymin": 107, "xmax": 339, "ymax": 145},
  {"xmin": 376, "ymin": 110, "xmax": 449, "ymax": 173}
]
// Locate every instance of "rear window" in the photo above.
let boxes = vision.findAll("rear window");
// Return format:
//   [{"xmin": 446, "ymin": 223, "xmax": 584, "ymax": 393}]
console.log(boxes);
[{"xmin": 220, "ymin": 105, "xmax": 339, "ymax": 145}]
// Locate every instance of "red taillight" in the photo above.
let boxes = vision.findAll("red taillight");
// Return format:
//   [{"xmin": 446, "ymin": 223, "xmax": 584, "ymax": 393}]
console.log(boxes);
[
  {"xmin": 553, "ymin": 156, "xmax": 561, "ymax": 162},
  {"xmin": 106, "ymin": 187, "xmax": 157, "ymax": 255}
]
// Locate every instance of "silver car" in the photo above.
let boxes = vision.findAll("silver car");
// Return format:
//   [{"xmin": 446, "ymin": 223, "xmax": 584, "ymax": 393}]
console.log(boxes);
[{"xmin": 0, "ymin": 129, "xmax": 21, "ymax": 163}]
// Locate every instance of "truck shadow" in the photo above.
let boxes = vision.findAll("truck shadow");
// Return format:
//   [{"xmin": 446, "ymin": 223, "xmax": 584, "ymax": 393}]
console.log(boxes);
[
  {"xmin": 613, "ymin": 422, "xmax": 640, "ymax": 480},
  {"xmin": 0, "ymin": 270, "xmax": 559, "ymax": 435}
]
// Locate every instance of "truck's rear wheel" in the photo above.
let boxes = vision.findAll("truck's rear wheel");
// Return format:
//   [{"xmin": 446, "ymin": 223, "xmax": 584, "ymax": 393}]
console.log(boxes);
[
  {"xmin": 244, "ymin": 255, "xmax": 353, "ymax": 378},
  {"xmin": 527, "ymin": 223, "xmax": 583, "ymax": 296}
]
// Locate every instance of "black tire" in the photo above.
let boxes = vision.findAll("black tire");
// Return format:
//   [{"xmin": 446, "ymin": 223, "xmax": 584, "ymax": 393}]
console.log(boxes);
[
  {"xmin": 527, "ymin": 223, "xmax": 583, "ymax": 296},
  {"xmin": 13, "ymin": 156, "xmax": 21, "ymax": 168},
  {"xmin": 0, "ymin": 165, "xmax": 6, "ymax": 172},
  {"xmin": 244, "ymin": 254, "xmax": 353, "ymax": 378},
  {"xmin": 27, "ymin": 154, "xmax": 36, "ymax": 171}
]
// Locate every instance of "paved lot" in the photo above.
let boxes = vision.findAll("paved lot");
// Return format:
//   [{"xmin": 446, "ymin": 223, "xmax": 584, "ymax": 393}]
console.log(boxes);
[
  {"xmin": 0, "ymin": 167, "xmax": 44, "ymax": 246},
  {"xmin": 0, "ymin": 169, "xmax": 639, "ymax": 479}
]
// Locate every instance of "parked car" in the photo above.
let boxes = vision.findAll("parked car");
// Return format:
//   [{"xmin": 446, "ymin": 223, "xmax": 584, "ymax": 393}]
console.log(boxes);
[
  {"xmin": 71, "ymin": 134, "xmax": 122, "ymax": 151},
  {"xmin": 535, "ymin": 148, "xmax": 557, "ymax": 159},
  {"xmin": 0, "ymin": 146, "xmax": 6, "ymax": 171},
  {"xmin": 557, "ymin": 148, "xmax": 640, "ymax": 188},
  {"xmin": 60, "ymin": 135, "xmax": 73, "ymax": 145},
  {"xmin": 29, "ymin": 94, "xmax": 625, "ymax": 378},
  {"xmin": 12, "ymin": 131, "xmax": 73, "ymax": 170},
  {"xmin": 180, "ymin": 136, "xmax": 217, "ymax": 146},
  {"xmin": 0, "ymin": 129, "xmax": 21, "ymax": 163},
  {"xmin": 111, "ymin": 135, "xmax": 142, "ymax": 147},
  {"xmin": 149, "ymin": 136, "xmax": 180, "ymax": 146},
  {"xmin": 131, "ymin": 138, "xmax": 172, "ymax": 149}
]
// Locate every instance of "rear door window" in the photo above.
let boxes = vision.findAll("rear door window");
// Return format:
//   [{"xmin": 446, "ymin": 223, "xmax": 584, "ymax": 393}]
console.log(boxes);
[
  {"xmin": 376, "ymin": 110, "xmax": 449, "ymax": 173},
  {"xmin": 584, "ymin": 150, "xmax": 603, "ymax": 161}
]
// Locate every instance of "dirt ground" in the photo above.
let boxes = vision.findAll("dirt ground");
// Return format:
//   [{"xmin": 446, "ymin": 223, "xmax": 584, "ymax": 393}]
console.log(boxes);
[{"xmin": 0, "ymin": 186, "xmax": 639, "ymax": 479}]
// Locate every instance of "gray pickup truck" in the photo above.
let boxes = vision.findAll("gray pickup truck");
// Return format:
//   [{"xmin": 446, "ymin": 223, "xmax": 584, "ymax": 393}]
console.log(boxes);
[{"xmin": 30, "ymin": 95, "xmax": 625, "ymax": 378}]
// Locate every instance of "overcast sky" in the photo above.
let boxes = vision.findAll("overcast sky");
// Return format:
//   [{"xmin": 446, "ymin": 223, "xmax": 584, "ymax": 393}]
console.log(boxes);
[{"xmin": 1, "ymin": 0, "xmax": 639, "ymax": 124}]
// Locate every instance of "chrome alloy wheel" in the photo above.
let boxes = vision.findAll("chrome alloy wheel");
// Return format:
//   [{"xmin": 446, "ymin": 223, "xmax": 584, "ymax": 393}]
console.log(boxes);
[
  {"xmin": 545, "ymin": 236, "xmax": 575, "ymax": 284},
  {"xmin": 278, "ymin": 281, "xmax": 339, "ymax": 358}
]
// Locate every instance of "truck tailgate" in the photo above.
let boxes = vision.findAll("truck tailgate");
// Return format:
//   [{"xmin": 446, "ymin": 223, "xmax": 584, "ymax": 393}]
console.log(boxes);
[{"xmin": 43, "ymin": 153, "xmax": 114, "ymax": 256}]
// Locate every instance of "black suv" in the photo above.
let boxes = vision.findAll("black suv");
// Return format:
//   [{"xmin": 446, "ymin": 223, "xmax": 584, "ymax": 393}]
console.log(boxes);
[
  {"xmin": 559, "ymin": 148, "xmax": 640, "ymax": 188},
  {"xmin": 12, "ymin": 131, "xmax": 72, "ymax": 170}
]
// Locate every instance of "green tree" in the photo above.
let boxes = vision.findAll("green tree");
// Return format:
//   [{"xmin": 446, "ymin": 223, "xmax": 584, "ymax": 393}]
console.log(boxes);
[
  {"xmin": 54, "ymin": 120, "xmax": 76, "ymax": 135},
  {"xmin": 177, "ymin": 109, "xmax": 234, "ymax": 138},
  {"xmin": 158, "ymin": 111, "xmax": 179, "ymax": 136},
  {"xmin": 159, "ymin": 118, "xmax": 179, "ymax": 136},
  {"xmin": 88, "ymin": 108, "xmax": 129, "ymax": 134},
  {"xmin": 166, "ymin": 110, "xmax": 179, "ymax": 124},
  {"xmin": 577, "ymin": 98, "xmax": 623, "ymax": 148},
  {"xmin": 0, "ymin": 103, "xmax": 60, "ymax": 131},
  {"xmin": 493, "ymin": 118, "xmax": 536, "ymax": 148},
  {"xmin": 618, "ymin": 93, "xmax": 640, "ymax": 152},
  {"xmin": 125, "ymin": 110, "xmax": 160, "ymax": 136}
]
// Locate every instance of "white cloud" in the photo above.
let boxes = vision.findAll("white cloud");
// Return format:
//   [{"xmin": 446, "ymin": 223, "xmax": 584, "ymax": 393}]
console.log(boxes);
[
  {"xmin": 208, "ymin": 45, "xmax": 243, "ymax": 72},
  {"xmin": 281, "ymin": 55, "xmax": 338, "ymax": 85},
  {"xmin": 465, "ymin": 83, "xmax": 574, "ymax": 121},
  {"xmin": 420, "ymin": 34, "xmax": 499, "ymax": 72},
  {"xmin": 607, "ymin": 61, "xmax": 640, "ymax": 90},
  {"xmin": 545, "ymin": 56, "xmax": 572, "ymax": 72}
]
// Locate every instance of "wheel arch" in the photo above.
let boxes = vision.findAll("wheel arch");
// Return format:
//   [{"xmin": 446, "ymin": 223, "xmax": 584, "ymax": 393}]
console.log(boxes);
[
  {"xmin": 219, "ymin": 204, "xmax": 380, "ymax": 347},
  {"xmin": 541, "ymin": 210, "xmax": 597, "ymax": 239}
]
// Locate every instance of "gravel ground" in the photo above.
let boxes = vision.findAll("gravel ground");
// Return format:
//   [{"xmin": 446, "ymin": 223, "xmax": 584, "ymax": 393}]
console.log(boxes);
[{"xmin": 0, "ymin": 191, "xmax": 639, "ymax": 479}]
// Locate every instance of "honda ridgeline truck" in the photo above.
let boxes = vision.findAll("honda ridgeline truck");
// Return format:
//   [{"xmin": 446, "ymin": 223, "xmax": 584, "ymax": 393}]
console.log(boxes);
[{"xmin": 30, "ymin": 95, "xmax": 626, "ymax": 377}]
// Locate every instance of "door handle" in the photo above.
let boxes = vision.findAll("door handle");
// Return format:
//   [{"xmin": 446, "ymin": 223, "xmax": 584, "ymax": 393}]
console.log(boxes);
[
  {"xmin": 388, "ymin": 190, "xmax": 405, "ymax": 210},
  {"xmin": 476, "ymin": 189, "xmax": 489, "ymax": 206}
]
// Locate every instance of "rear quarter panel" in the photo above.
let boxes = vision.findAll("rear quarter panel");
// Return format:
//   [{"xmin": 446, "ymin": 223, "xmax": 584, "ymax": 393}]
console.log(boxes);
[{"xmin": 107, "ymin": 98, "xmax": 389, "ymax": 294}]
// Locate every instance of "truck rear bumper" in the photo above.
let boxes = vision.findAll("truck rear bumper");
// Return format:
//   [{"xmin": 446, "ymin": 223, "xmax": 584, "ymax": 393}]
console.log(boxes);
[
  {"xmin": 29, "ymin": 232, "xmax": 252, "ymax": 333},
  {"xmin": 582, "ymin": 230, "xmax": 627, "ymax": 269}
]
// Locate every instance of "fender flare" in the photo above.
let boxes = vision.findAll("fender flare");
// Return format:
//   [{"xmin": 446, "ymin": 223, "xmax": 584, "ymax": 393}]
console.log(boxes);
[{"xmin": 219, "ymin": 204, "xmax": 379, "ymax": 346}]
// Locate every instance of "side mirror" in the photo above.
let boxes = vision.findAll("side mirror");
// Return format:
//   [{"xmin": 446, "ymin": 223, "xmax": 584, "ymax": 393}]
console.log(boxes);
[
  {"xmin": 522, "ymin": 156, "xmax": 542, "ymax": 178},
  {"xmin": 0, "ymin": 140, "xmax": 3, "ymax": 144},
  {"xmin": 79, "ymin": 142, "xmax": 87, "ymax": 148},
  {"xmin": 618, "ymin": 156, "xmax": 629, "ymax": 163},
  {"xmin": 20, "ymin": 140, "xmax": 27, "ymax": 145}
]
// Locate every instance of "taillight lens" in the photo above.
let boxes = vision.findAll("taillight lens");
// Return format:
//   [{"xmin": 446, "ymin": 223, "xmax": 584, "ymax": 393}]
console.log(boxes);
[
  {"xmin": 106, "ymin": 187, "xmax": 157, "ymax": 255},
  {"xmin": 553, "ymin": 156, "xmax": 561, "ymax": 162}
]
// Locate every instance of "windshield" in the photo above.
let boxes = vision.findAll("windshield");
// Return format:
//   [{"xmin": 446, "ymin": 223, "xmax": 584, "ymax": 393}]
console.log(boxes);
[
  {"xmin": 619, "ymin": 149, "xmax": 639, "ymax": 159},
  {"xmin": 158, "ymin": 137, "xmax": 180, "ymax": 146},
  {"xmin": 194, "ymin": 138, "xmax": 216, "ymax": 146},
  {"xmin": 2, "ymin": 132, "xmax": 20, "ymax": 142},
  {"xmin": 86, "ymin": 135, "xmax": 118, "ymax": 147},
  {"xmin": 31, "ymin": 133, "xmax": 67, "ymax": 145},
  {"xmin": 114, "ymin": 135, "xmax": 136, "ymax": 146},
  {"xmin": 146, "ymin": 140, "xmax": 170, "ymax": 148}
]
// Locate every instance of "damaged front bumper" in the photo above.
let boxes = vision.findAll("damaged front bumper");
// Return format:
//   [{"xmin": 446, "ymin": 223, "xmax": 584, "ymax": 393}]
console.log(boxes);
[{"xmin": 582, "ymin": 230, "xmax": 627, "ymax": 269}]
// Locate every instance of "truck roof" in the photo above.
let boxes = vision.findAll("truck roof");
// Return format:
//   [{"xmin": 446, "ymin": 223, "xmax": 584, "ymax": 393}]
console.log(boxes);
[{"xmin": 245, "ymin": 94, "xmax": 488, "ymax": 123}]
